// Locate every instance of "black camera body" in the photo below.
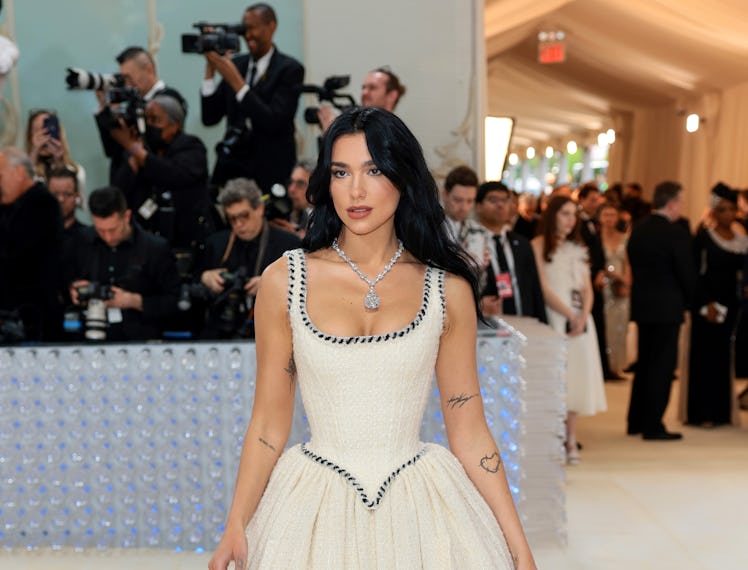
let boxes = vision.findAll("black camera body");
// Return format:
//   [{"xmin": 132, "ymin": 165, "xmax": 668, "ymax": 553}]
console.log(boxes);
[
  {"xmin": 76, "ymin": 282, "xmax": 114, "ymax": 304},
  {"xmin": 302, "ymin": 75, "xmax": 357, "ymax": 125},
  {"xmin": 105, "ymin": 85, "xmax": 146, "ymax": 132},
  {"xmin": 182, "ymin": 21, "xmax": 244, "ymax": 55},
  {"xmin": 179, "ymin": 267, "xmax": 253, "ymax": 338}
]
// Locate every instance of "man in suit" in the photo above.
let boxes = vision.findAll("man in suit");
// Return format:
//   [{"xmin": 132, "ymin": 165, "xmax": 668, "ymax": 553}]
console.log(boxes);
[
  {"xmin": 201, "ymin": 3, "xmax": 304, "ymax": 193},
  {"xmin": 626, "ymin": 181, "xmax": 695, "ymax": 440},
  {"xmin": 577, "ymin": 182, "xmax": 620, "ymax": 380},
  {"xmin": 475, "ymin": 181, "xmax": 547, "ymax": 324}
]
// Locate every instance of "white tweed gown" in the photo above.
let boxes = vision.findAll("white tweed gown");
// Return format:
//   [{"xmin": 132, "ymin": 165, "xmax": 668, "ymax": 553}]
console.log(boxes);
[{"xmin": 244, "ymin": 249, "xmax": 514, "ymax": 569}]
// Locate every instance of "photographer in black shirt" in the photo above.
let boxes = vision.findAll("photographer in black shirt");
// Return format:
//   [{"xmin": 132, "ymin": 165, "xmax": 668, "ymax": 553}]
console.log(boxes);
[
  {"xmin": 196, "ymin": 177, "xmax": 300, "ymax": 338},
  {"xmin": 110, "ymin": 94, "xmax": 213, "ymax": 255},
  {"xmin": 70, "ymin": 186, "xmax": 179, "ymax": 341}
]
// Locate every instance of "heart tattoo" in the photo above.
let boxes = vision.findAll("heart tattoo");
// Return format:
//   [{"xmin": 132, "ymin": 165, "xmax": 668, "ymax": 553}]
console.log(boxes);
[{"xmin": 479, "ymin": 452, "xmax": 502, "ymax": 473}]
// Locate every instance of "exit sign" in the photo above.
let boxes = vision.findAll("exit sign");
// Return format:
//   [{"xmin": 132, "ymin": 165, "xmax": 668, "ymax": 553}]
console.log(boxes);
[{"xmin": 538, "ymin": 42, "xmax": 565, "ymax": 64}]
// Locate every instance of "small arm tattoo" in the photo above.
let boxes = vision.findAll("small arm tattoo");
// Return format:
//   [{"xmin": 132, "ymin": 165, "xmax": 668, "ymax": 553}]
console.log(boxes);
[
  {"xmin": 258, "ymin": 437, "xmax": 276, "ymax": 452},
  {"xmin": 284, "ymin": 355, "xmax": 297, "ymax": 390},
  {"xmin": 447, "ymin": 392, "xmax": 480, "ymax": 409},
  {"xmin": 479, "ymin": 451, "xmax": 502, "ymax": 474}
]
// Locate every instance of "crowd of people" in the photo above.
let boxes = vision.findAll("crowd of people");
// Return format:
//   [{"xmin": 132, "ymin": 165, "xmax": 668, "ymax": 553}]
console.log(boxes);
[
  {"xmin": 2, "ymin": 2, "xmax": 746, "ymax": 444},
  {"xmin": 444, "ymin": 170, "xmax": 748, "ymax": 449},
  {"xmin": 0, "ymin": 2, "xmax": 406, "ymax": 344}
]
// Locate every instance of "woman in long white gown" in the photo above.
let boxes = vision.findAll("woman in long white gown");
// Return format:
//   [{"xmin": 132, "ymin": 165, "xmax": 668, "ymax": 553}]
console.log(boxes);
[
  {"xmin": 208, "ymin": 107, "xmax": 536, "ymax": 569},
  {"xmin": 531, "ymin": 196, "xmax": 607, "ymax": 465}
]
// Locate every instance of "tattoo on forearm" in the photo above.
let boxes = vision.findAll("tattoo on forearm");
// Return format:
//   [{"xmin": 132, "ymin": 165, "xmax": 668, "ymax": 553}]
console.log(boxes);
[
  {"xmin": 284, "ymin": 355, "xmax": 297, "ymax": 391},
  {"xmin": 258, "ymin": 437, "xmax": 276, "ymax": 452},
  {"xmin": 479, "ymin": 451, "xmax": 503, "ymax": 474},
  {"xmin": 447, "ymin": 392, "xmax": 480, "ymax": 409}
]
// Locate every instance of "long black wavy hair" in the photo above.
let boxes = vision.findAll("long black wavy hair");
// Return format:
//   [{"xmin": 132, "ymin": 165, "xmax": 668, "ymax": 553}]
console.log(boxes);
[{"xmin": 302, "ymin": 106, "xmax": 481, "ymax": 312}]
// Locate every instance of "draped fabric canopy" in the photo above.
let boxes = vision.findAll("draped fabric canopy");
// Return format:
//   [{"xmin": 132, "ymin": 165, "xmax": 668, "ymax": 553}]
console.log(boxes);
[{"xmin": 485, "ymin": 0, "xmax": 748, "ymax": 218}]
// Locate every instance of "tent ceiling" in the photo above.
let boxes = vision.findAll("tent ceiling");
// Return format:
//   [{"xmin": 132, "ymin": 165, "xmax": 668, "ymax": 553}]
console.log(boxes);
[{"xmin": 485, "ymin": 0, "xmax": 748, "ymax": 148}]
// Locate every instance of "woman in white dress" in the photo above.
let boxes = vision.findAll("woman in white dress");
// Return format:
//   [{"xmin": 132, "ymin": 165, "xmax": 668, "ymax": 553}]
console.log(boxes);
[
  {"xmin": 208, "ymin": 107, "xmax": 536, "ymax": 569},
  {"xmin": 531, "ymin": 196, "xmax": 607, "ymax": 464}
]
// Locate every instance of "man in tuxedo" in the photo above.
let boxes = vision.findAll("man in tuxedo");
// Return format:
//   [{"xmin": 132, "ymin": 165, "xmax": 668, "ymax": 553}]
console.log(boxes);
[
  {"xmin": 626, "ymin": 181, "xmax": 695, "ymax": 440},
  {"xmin": 577, "ymin": 182, "xmax": 620, "ymax": 380},
  {"xmin": 475, "ymin": 181, "xmax": 547, "ymax": 323},
  {"xmin": 201, "ymin": 3, "xmax": 304, "ymax": 193}
]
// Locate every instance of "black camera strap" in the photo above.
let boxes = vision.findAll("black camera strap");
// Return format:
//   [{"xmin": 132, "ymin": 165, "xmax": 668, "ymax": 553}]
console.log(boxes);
[{"xmin": 221, "ymin": 219, "xmax": 270, "ymax": 279}]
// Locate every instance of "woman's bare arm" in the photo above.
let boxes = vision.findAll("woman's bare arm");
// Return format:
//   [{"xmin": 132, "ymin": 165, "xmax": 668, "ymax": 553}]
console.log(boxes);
[
  {"xmin": 436, "ymin": 274, "xmax": 536, "ymax": 570},
  {"xmin": 208, "ymin": 257, "xmax": 297, "ymax": 570}
]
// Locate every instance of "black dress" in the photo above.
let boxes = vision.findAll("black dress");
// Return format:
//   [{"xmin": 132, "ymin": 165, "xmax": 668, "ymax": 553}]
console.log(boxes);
[{"xmin": 686, "ymin": 228, "xmax": 748, "ymax": 425}]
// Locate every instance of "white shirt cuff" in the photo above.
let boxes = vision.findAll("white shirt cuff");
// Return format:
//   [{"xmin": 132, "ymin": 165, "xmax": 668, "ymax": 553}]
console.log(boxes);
[
  {"xmin": 235, "ymin": 84, "xmax": 249, "ymax": 103},
  {"xmin": 201, "ymin": 79, "xmax": 217, "ymax": 97}
]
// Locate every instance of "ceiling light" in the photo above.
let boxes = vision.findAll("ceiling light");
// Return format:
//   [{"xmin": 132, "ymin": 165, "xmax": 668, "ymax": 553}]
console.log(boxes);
[
  {"xmin": 508, "ymin": 153, "xmax": 519, "ymax": 166},
  {"xmin": 526, "ymin": 147, "xmax": 536, "ymax": 159},
  {"xmin": 566, "ymin": 140, "xmax": 577, "ymax": 154},
  {"xmin": 686, "ymin": 113, "xmax": 700, "ymax": 133},
  {"xmin": 545, "ymin": 146, "xmax": 554, "ymax": 158},
  {"xmin": 606, "ymin": 129, "xmax": 616, "ymax": 144}
]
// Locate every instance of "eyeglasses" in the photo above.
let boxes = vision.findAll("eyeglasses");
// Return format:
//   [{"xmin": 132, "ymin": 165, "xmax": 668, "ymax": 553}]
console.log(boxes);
[
  {"xmin": 227, "ymin": 210, "xmax": 251, "ymax": 225},
  {"xmin": 288, "ymin": 178, "xmax": 308, "ymax": 189}
]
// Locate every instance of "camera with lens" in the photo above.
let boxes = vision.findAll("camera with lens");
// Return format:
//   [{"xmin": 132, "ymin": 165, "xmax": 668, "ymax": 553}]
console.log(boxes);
[
  {"xmin": 215, "ymin": 125, "xmax": 248, "ymax": 159},
  {"xmin": 181, "ymin": 21, "xmax": 245, "ymax": 55},
  {"xmin": 65, "ymin": 68, "xmax": 124, "ymax": 91},
  {"xmin": 302, "ymin": 75, "xmax": 357, "ymax": 125},
  {"xmin": 105, "ymin": 84, "xmax": 146, "ymax": 131},
  {"xmin": 263, "ymin": 183, "xmax": 292, "ymax": 221},
  {"xmin": 75, "ymin": 282, "xmax": 114, "ymax": 342},
  {"xmin": 179, "ymin": 266, "xmax": 254, "ymax": 338}
]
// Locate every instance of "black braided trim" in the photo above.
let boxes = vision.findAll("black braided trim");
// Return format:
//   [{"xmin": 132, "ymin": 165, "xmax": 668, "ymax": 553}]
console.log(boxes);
[{"xmin": 300, "ymin": 443, "xmax": 428, "ymax": 510}]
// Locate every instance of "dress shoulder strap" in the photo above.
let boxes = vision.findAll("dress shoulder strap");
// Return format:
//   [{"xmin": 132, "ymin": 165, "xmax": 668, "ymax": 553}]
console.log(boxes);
[
  {"xmin": 429, "ymin": 266, "xmax": 447, "ymax": 330},
  {"xmin": 283, "ymin": 248, "xmax": 305, "ymax": 316}
]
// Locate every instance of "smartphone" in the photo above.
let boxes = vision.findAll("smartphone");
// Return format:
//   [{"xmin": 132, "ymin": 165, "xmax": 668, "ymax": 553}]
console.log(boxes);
[{"xmin": 43, "ymin": 114, "xmax": 61, "ymax": 140}]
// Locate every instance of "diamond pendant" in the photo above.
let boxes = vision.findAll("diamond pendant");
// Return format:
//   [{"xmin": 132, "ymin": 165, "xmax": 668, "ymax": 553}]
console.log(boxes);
[{"xmin": 364, "ymin": 288, "xmax": 380, "ymax": 310}]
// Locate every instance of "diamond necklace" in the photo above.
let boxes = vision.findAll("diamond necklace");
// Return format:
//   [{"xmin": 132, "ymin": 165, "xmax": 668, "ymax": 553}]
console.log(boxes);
[{"xmin": 331, "ymin": 238, "xmax": 404, "ymax": 310}]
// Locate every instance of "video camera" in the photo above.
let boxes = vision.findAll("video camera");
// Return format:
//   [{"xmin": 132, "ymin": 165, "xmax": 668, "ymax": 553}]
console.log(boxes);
[
  {"xmin": 302, "ymin": 75, "xmax": 357, "ymax": 125},
  {"xmin": 182, "ymin": 21, "xmax": 245, "ymax": 55}
]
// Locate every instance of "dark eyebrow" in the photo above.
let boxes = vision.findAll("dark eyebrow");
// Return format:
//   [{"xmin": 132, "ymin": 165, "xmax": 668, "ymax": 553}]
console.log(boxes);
[{"xmin": 330, "ymin": 160, "xmax": 377, "ymax": 168}]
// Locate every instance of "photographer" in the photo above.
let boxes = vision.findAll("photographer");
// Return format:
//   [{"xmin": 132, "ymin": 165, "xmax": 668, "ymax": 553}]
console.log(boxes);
[
  {"xmin": 95, "ymin": 46, "xmax": 186, "ymax": 181},
  {"xmin": 317, "ymin": 66, "xmax": 406, "ymax": 131},
  {"xmin": 0, "ymin": 148, "xmax": 63, "ymax": 342},
  {"xmin": 110, "ymin": 94, "xmax": 213, "ymax": 253},
  {"xmin": 197, "ymin": 178, "xmax": 300, "ymax": 338},
  {"xmin": 69, "ymin": 186, "xmax": 179, "ymax": 342},
  {"xmin": 200, "ymin": 3, "xmax": 304, "ymax": 193},
  {"xmin": 269, "ymin": 159, "xmax": 313, "ymax": 238}
]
